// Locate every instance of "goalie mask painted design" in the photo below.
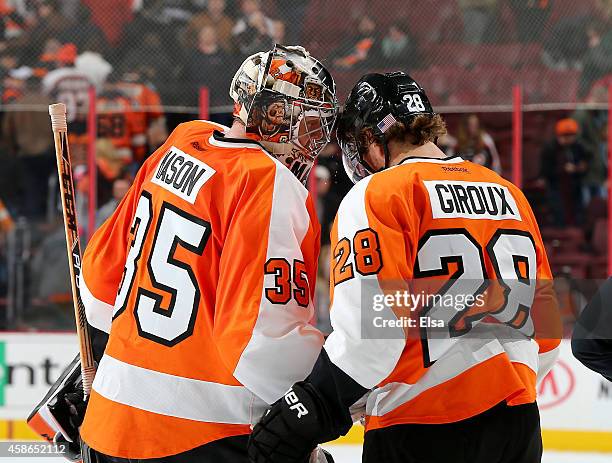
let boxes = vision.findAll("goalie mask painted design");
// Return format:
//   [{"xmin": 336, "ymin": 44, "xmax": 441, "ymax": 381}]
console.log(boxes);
[{"xmin": 230, "ymin": 45, "xmax": 338, "ymax": 184}]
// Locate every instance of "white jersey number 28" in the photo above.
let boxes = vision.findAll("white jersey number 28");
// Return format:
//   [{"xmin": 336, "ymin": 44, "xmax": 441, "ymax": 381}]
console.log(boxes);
[{"xmin": 415, "ymin": 228, "xmax": 537, "ymax": 367}]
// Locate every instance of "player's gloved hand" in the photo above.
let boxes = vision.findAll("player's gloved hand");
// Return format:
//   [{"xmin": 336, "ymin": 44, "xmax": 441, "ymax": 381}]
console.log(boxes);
[
  {"xmin": 54, "ymin": 433, "xmax": 81, "ymax": 462},
  {"xmin": 248, "ymin": 382, "xmax": 337, "ymax": 463},
  {"xmin": 55, "ymin": 379, "xmax": 87, "ymax": 462},
  {"xmin": 62, "ymin": 386, "xmax": 87, "ymax": 441},
  {"xmin": 27, "ymin": 355, "xmax": 88, "ymax": 462}
]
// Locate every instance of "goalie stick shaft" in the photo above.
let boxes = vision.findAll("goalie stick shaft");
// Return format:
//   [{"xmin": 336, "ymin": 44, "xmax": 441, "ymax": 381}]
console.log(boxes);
[{"xmin": 49, "ymin": 103, "xmax": 96, "ymax": 397}]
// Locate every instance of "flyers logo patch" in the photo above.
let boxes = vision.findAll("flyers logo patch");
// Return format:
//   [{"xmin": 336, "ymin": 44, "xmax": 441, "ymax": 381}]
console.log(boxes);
[
  {"xmin": 424, "ymin": 180, "xmax": 521, "ymax": 221},
  {"xmin": 151, "ymin": 147, "xmax": 215, "ymax": 204}
]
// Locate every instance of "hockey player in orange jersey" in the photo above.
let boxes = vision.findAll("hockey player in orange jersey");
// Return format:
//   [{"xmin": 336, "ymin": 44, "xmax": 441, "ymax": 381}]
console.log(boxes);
[
  {"xmin": 27, "ymin": 45, "xmax": 338, "ymax": 463},
  {"xmin": 248, "ymin": 72, "xmax": 562, "ymax": 463},
  {"xmin": 115, "ymin": 70, "xmax": 167, "ymax": 162}
]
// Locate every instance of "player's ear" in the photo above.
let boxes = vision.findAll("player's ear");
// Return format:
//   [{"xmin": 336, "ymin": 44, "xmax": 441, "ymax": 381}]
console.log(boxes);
[{"xmin": 363, "ymin": 132, "xmax": 385, "ymax": 171}]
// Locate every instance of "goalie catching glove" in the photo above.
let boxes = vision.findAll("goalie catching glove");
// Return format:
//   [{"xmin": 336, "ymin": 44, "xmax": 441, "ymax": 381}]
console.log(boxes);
[
  {"xmin": 27, "ymin": 354, "xmax": 87, "ymax": 462},
  {"xmin": 248, "ymin": 382, "xmax": 344, "ymax": 463}
]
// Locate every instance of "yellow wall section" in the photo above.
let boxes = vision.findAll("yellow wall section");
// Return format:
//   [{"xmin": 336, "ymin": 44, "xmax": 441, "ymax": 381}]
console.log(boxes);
[{"xmin": 4, "ymin": 421, "xmax": 612, "ymax": 453}]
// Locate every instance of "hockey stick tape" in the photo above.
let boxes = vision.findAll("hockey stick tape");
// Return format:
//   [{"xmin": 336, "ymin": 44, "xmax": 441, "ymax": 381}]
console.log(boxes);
[{"xmin": 49, "ymin": 103, "xmax": 68, "ymax": 131}]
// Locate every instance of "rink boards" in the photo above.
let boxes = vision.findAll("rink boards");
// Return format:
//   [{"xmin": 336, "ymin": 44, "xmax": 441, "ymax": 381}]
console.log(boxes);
[{"xmin": 0, "ymin": 334, "xmax": 610, "ymax": 452}]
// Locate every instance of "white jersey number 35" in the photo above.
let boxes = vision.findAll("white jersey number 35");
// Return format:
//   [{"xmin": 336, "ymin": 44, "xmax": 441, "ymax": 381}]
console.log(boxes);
[{"xmin": 113, "ymin": 191, "xmax": 211, "ymax": 346}]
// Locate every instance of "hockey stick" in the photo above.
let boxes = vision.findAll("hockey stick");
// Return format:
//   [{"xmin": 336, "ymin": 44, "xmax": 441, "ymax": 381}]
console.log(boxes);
[{"xmin": 49, "ymin": 103, "xmax": 96, "ymax": 397}]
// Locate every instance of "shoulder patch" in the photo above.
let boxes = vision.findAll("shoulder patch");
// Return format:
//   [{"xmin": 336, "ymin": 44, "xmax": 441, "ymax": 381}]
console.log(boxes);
[
  {"xmin": 151, "ymin": 146, "xmax": 216, "ymax": 204},
  {"xmin": 424, "ymin": 180, "xmax": 521, "ymax": 221}
]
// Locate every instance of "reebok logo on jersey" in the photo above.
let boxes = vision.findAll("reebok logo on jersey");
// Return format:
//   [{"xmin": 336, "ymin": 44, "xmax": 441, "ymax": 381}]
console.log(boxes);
[
  {"xmin": 424, "ymin": 180, "xmax": 521, "ymax": 221},
  {"xmin": 152, "ymin": 147, "xmax": 215, "ymax": 204}
]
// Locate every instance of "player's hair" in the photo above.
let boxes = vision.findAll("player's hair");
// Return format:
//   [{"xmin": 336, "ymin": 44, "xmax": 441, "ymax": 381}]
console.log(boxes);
[
  {"xmin": 386, "ymin": 114, "xmax": 447, "ymax": 146},
  {"xmin": 357, "ymin": 114, "xmax": 447, "ymax": 151}
]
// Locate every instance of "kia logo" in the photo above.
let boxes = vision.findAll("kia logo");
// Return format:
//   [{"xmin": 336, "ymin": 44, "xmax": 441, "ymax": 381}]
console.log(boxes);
[{"xmin": 537, "ymin": 360, "xmax": 575, "ymax": 409}]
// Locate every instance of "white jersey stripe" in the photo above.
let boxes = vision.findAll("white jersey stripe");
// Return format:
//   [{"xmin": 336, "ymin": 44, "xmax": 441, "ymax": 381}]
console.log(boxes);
[
  {"xmin": 324, "ymin": 177, "xmax": 406, "ymax": 389},
  {"xmin": 233, "ymin": 161, "xmax": 324, "ymax": 404},
  {"xmin": 80, "ymin": 275, "xmax": 113, "ymax": 333},
  {"xmin": 365, "ymin": 328, "xmax": 538, "ymax": 417},
  {"xmin": 93, "ymin": 354, "xmax": 268, "ymax": 424}
]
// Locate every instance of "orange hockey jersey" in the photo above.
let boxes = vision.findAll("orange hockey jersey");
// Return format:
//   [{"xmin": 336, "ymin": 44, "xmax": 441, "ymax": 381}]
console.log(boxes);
[
  {"xmin": 323, "ymin": 155, "xmax": 561, "ymax": 431},
  {"xmin": 116, "ymin": 81, "xmax": 165, "ymax": 161},
  {"xmin": 79, "ymin": 120, "xmax": 323, "ymax": 458},
  {"xmin": 96, "ymin": 91, "xmax": 138, "ymax": 162}
]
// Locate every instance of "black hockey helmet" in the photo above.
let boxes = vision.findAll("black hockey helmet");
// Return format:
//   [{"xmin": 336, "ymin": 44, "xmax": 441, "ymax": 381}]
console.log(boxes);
[{"xmin": 336, "ymin": 72, "xmax": 435, "ymax": 183}]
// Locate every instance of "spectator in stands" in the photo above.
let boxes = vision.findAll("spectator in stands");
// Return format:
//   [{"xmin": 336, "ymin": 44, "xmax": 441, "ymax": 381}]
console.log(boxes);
[
  {"xmin": 2, "ymin": 76, "xmax": 53, "ymax": 219},
  {"xmin": 377, "ymin": 22, "xmax": 421, "ymax": 70},
  {"xmin": 314, "ymin": 165, "xmax": 331, "ymax": 222},
  {"xmin": 1, "ymin": 67, "xmax": 26, "ymax": 103},
  {"xmin": 0, "ymin": 46, "xmax": 18, "ymax": 74},
  {"xmin": 95, "ymin": 139, "xmax": 127, "ymax": 208},
  {"xmin": 35, "ymin": 40, "xmax": 77, "ymax": 78},
  {"xmin": 539, "ymin": 118, "xmax": 588, "ymax": 226},
  {"xmin": 26, "ymin": 0, "xmax": 71, "ymax": 51},
  {"xmin": 555, "ymin": 271, "xmax": 588, "ymax": 335},
  {"xmin": 232, "ymin": 0, "xmax": 276, "ymax": 55},
  {"xmin": 183, "ymin": 24, "xmax": 231, "ymax": 106},
  {"xmin": 578, "ymin": 26, "xmax": 612, "ymax": 98},
  {"xmin": 121, "ymin": 0, "xmax": 183, "ymax": 70},
  {"xmin": 437, "ymin": 132, "xmax": 458, "ymax": 156},
  {"xmin": 0, "ymin": 147, "xmax": 24, "ymax": 216},
  {"xmin": 0, "ymin": 197, "xmax": 13, "ymax": 293},
  {"xmin": 0, "ymin": 47, "xmax": 20, "ymax": 102},
  {"xmin": 573, "ymin": 89, "xmax": 608, "ymax": 203},
  {"xmin": 121, "ymin": 31, "xmax": 174, "ymax": 99},
  {"xmin": 275, "ymin": 0, "xmax": 307, "ymax": 44},
  {"xmin": 0, "ymin": 199, "xmax": 14, "ymax": 248},
  {"xmin": 596, "ymin": 0, "xmax": 612, "ymax": 21},
  {"xmin": 459, "ymin": 0, "xmax": 498, "ymax": 44},
  {"xmin": 456, "ymin": 114, "xmax": 501, "ymax": 173},
  {"xmin": 184, "ymin": 0, "xmax": 234, "ymax": 52},
  {"xmin": 97, "ymin": 178, "xmax": 132, "ymax": 227},
  {"xmin": 315, "ymin": 243, "xmax": 332, "ymax": 334},
  {"xmin": 542, "ymin": 16, "xmax": 592, "ymax": 70},
  {"xmin": 59, "ymin": 3, "xmax": 108, "ymax": 54},
  {"xmin": 332, "ymin": 15, "xmax": 378, "ymax": 69},
  {"xmin": 116, "ymin": 69, "xmax": 168, "ymax": 161},
  {"xmin": 271, "ymin": 20, "xmax": 286, "ymax": 45},
  {"xmin": 509, "ymin": 0, "xmax": 551, "ymax": 43},
  {"xmin": 0, "ymin": 0, "xmax": 26, "ymax": 41}
]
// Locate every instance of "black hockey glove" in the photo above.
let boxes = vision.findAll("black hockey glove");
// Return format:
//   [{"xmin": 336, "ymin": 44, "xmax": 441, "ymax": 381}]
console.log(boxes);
[
  {"xmin": 27, "ymin": 354, "xmax": 88, "ymax": 462},
  {"xmin": 248, "ymin": 382, "xmax": 340, "ymax": 463},
  {"xmin": 51, "ymin": 366, "xmax": 87, "ymax": 462}
]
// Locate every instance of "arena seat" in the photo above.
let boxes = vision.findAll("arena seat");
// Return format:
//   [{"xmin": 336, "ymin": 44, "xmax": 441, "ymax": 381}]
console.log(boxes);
[{"xmin": 547, "ymin": 0, "xmax": 598, "ymax": 27}]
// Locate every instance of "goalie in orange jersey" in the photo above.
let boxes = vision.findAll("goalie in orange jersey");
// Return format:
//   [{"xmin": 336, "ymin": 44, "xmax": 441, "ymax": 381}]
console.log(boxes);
[{"xmin": 28, "ymin": 45, "xmax": 338, "ymax": 463}]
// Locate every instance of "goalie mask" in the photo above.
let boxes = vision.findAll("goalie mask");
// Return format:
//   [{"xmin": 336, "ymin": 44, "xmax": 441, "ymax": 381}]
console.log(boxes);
[
  {"xmin": 337, "ymin": 72, "xmax": 435, "ymax": 183},
  {"xmin": 230, "ymin": 45, "xmax": 338, "ymax": 184}
]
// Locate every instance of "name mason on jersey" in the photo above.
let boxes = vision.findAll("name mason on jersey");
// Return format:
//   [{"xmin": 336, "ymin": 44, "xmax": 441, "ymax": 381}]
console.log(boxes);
[
  {"xmin": 424, "ymin": 180, "xmax": 521, "ymax": 221},
  {"xmin": 151, "ymin": 146, "xmax": 216, "ymax": 204}
]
